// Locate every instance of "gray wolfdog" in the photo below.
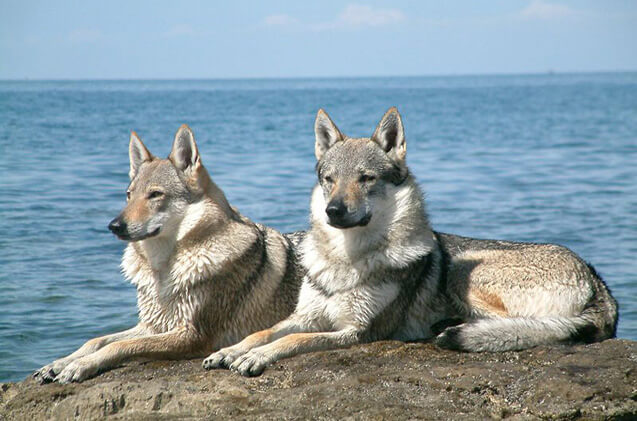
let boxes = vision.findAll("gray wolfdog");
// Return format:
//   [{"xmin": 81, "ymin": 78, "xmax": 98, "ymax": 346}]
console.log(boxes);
[
  {"xmin": 34, "ymin": 125, "xmax": 304, "ymax": 383},
  {"xmin": 204, "ymin": 107, "xmax": 617, "ymax": 377}
]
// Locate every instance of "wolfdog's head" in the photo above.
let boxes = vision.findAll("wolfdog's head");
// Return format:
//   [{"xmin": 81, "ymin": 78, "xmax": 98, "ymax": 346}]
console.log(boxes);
[
  {"xmin": 108, "ymin": 125, "xmax": 230, "ymax": 242},
  {"xmin": 313, "ymin": 107, "xmax": 409, "ymax": 229}
]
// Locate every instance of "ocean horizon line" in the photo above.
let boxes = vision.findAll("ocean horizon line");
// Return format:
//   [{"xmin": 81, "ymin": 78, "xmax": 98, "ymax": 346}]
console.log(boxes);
[{"xmin": 1, "ymin": 69, "xmax": 636, "ymax": 83}]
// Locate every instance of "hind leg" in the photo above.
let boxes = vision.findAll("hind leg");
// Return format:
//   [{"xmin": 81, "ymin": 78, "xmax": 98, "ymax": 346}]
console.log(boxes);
[{"xmin": 436, "ymin": 287, "xmax": 509, "ymax": 351}]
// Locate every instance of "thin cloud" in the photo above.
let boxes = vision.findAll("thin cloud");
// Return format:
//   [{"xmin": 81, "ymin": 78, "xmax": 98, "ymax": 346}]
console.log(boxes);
[
  {"xmin": 335, "ymin": 4, "xmax": 405, "ymax": 27},
  {"xmin": 165, "ymin": 24, "xmax": 197, "ymax": 38},
  {"xmin": 520, "ymin": 1, "xmax": 577, "ymax": 20},
  {"xmin": 68, "ymin": 29, "xmax": 102, "ymax": 44},
  {"xmin": 263, "ymin": 4, "xmax": 405, "ymax": 31},
  {"xmin": 263, "ymin": 14, "xmax": 299, "ymax": 27}
]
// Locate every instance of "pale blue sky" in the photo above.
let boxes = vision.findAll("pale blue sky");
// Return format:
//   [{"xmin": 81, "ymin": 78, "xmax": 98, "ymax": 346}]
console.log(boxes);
[{"xmin": 2, "ymin": 0, "xmax": 636, "ymax": 79}]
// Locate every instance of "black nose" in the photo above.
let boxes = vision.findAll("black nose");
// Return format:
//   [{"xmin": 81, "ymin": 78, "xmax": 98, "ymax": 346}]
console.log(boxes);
[
  {"xmin": 108, "ymin": 218, "xmax": 127, "ymax": 235},
  {"xmin": 326, "ymin": 201, "xmax": 347, "ymax": 219}
]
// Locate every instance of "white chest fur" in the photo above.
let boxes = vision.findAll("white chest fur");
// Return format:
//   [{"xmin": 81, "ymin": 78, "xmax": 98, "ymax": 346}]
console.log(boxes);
[
  {"xmin": 121, "ymin": 244, "xmax": 208, "ymax": 333},
  {"xmin": 295, "ymin": 276, "xmax": 400, "ymax": 331}
]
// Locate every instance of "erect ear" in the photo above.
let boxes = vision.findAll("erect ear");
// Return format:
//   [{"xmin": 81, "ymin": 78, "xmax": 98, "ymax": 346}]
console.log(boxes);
[
  {"xmin": 314, "ymin": 109, "xmax": 344, "ymax": 160},
  {"xmin": 371, "ymin": 107, "xmax": 406, "ymax": 162},
  {"xmin": 129, "ymin": 131, "xmax": 155, "ymax": 179},
  {"xmin": 169, "ymin": 124, "xmax": 200, "ymax": 175}
]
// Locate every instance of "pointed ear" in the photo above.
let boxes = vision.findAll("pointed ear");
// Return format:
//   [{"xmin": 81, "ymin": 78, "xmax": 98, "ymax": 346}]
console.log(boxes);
[
  {"xmin": 169, "ymin": 124, "xmax": 200, "ymax": 174},
  {"xmin": 129, "ymin": 131, "xmax": 154, "ymax": 179},
  {"xmin": 314, "ymin": 109, "xmax": 344, "ymax": 160},
  {"xmin": 371, "ymin": 107, "xmax": 406, "ymax": 162}
]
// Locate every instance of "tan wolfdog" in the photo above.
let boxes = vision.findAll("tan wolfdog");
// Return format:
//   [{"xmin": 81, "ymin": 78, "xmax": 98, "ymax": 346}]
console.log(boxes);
[
  {"xmin": 204, "ymin": 108, "xmax": 617, "ymax": 377},
  {"xmin": 34, "ymin": 125, "xmax": 304, "ymax": 383}
]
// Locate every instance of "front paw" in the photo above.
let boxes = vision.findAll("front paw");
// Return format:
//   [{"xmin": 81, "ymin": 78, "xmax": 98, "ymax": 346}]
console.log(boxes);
[
  {"xmin": 203, "ymin": 347, "xmax": 244, "ymax": 370},
  {"xmin": 33, "ymin": 359, "xmax": 67, "ymax": 384},
  {"xmin": 56, "ymin": 358, "xmax": 99, "ymax": 384},
  {"xmin": 229, "ymin": 350, "xmax": 270, "ymax": 377}
]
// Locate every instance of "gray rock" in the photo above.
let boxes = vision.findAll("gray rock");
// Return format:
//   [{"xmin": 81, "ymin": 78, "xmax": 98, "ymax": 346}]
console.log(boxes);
[{"xmin": 2, "ymin": 339, "xmax": 636, "ymax": 420}]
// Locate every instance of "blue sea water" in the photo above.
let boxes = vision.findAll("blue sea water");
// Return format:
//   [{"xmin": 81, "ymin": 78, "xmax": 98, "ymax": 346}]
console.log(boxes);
[{"xmin": 0, "ymin": 73, "xmax": 636, "ymax": 382}]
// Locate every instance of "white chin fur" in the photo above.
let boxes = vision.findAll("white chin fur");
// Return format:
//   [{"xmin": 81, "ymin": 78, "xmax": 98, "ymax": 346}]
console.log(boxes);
[
  {"xmin": 304, "ymin": 182, "xmax": 433, "ymax": 276},
  {"xmin": 309, "ymin": 185, "xmax": 370, "ymax": 235},
  {"xmin": 310, "ymin": 185, "xmax": 331, "ymax": 227}
]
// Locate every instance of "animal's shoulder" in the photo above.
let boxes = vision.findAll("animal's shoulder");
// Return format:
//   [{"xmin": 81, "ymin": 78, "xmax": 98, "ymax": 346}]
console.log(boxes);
[{"xmin": 283, "ymin": 230, "xmax": 307, "ymax": 248}]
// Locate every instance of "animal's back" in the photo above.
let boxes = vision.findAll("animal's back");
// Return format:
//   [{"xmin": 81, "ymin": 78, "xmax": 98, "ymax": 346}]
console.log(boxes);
[{"xmin": 434, "ymin": 231, "xmax": 618, "ymax": 351}]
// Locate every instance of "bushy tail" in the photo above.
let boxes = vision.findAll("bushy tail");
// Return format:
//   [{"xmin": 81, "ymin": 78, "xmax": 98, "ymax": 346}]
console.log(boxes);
[
  {"xmin": 435, "ymin": 315, "xmax": 596, "ymax": 352},
  {"xmin": 436, "ymin": 266, "xmax": 618, "ymax": 352}
]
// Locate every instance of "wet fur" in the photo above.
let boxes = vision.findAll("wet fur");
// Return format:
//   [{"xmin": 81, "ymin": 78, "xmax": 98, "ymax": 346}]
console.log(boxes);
[
  {"xmin": 204, "ymin": 108, "xmax": 617, "ymax": 377},
  {"xmin": 34, "ymin": 126, "xmax": 304, "ymax": 383}
]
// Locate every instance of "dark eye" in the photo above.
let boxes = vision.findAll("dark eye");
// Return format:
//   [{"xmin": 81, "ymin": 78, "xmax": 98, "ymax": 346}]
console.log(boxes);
[
  {"xmin": 126, "ymin": 191, "xmax": 131, "ymax": 200},
  {"xmin": 324, "ymin": 175, "xmax": 334, "ymax": 183},
  {"xmin": 359, "ymin": 174, "xmax": 376, "ymax": 183},
  {"xmin": 148, "ymin": 190, "xmax": 164, "ymax": 199}
]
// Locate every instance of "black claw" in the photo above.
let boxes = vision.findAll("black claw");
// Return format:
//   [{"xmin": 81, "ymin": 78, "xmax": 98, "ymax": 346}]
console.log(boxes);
[
  {"xmin": 39, "ymin": 368, "xmax": 58, "ymax": 384},
  {"xmin": 39, "ymin": 375, "xmax": 54, "ymax": 385},
  {"xmin": 204, "ymin": 359, "xmax": 227, "ymax": 370},
  {"xmin": 249, "ymin": 368, "xmax": 264, "ymax": 377}
]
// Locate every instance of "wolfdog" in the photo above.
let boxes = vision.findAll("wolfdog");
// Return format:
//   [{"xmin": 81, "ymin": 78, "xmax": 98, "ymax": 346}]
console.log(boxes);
[
  {"xmin": 203, "ymin": 108, "xmax": 617, "ymax": 377},
  {"xmin": 34, "ymin": 125, "xmax": 304, "ymax": 383}
]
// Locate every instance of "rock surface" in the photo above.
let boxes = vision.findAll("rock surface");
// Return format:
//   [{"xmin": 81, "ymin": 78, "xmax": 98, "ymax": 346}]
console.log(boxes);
[{"xmin": 1, "ymin": 339, "xmax": 636, "ymax": 420}]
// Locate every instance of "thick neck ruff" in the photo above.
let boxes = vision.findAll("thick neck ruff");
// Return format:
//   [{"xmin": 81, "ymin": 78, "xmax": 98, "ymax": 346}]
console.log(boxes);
[{"xmin": 121, "ymin": 201, "xmax": 255, "ymax": 293}]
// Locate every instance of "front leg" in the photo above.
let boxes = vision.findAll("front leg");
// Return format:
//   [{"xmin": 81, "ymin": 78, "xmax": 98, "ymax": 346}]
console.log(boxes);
[
  {"xmin": 34, "ymin": 324, "xmax": 149, "ymax": 384},
  {"xmin": 56, "ymin": 328, "xmax": 200, "ymax": 383},
  {"xmin": 203, "ymin": 316, "xmax": 309, "ymax": 370},
  {"xmin": 230, "ymin": 328, "xmax": 361, "ymax": 377}
]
